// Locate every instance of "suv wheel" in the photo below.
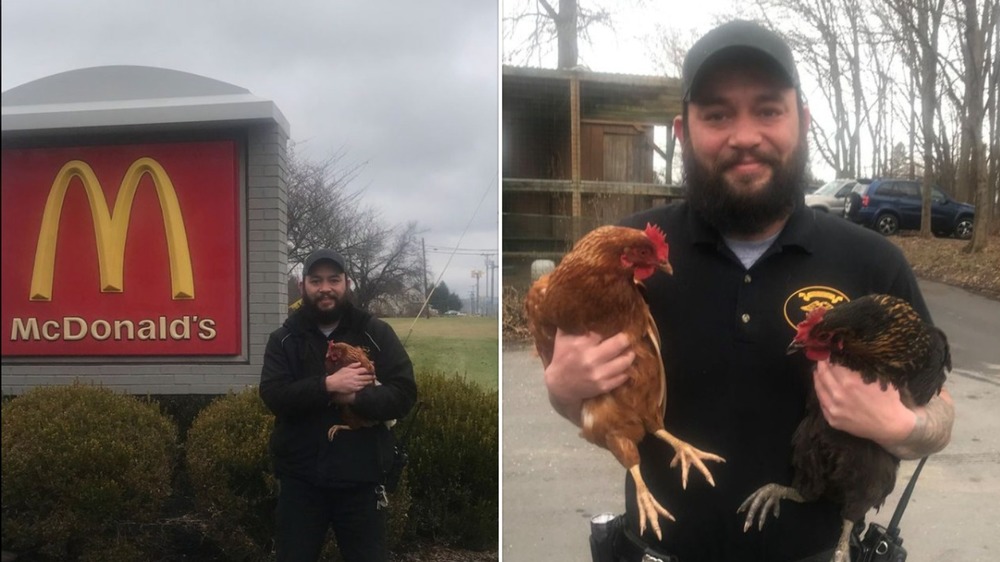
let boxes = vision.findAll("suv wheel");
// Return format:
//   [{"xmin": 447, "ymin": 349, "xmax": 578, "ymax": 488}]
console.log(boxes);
[
  {"xmin": 955, "ymin": 217, "xmax": 974, "ymax": 240},
  {"xmin": 875, "ymin": 213, "xmax": 899, "ymax": 236}
]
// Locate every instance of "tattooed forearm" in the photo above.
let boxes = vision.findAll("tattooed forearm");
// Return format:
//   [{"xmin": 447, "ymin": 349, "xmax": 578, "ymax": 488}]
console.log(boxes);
[{"xmin": 884, "ymin": 389, "xmax": 955, "ymax": 460}]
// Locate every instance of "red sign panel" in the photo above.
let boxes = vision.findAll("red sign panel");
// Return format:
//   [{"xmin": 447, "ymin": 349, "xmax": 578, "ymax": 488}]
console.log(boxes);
[{"xmin": 1, "ymin": 141, "xmax": 242, "ymax": 356}]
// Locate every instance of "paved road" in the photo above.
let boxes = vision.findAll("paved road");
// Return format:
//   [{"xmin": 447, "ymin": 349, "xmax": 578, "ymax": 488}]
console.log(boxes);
[{"xmin": 502, "ymin": 279, "xmax": 1000, "ymax": 562}]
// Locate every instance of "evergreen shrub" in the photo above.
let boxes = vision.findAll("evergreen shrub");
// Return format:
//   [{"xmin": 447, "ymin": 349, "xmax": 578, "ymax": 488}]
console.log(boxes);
[
  {"xmin": 1, "ymin": 383, "xmax": 177, "ymax": 560},
  {"xmin": 185, "ymin": 387, "xmax": 276, "ymax": 560},
  {"xmin": 402, "ymin": 371, "xmax": 498, "ymax": 549}
]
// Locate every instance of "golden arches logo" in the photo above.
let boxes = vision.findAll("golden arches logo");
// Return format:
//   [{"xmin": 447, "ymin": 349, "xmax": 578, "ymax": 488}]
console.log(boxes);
[{"xmin": 30, "ymin": 157, "xmax": 194, "ymax": 301}]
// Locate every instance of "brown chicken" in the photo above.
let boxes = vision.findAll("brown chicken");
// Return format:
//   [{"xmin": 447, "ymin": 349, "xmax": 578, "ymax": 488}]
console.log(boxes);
[
  {"xmin": 325, "ymin": 341, "xmax": 390, "ymax": 441},
  {"xmin": 738, "ymin": 294, "xmax": 950, "ymax": 562},
  {"xmin": 525, "ymin": 223, "xmax": 725, "ymax": 540}
]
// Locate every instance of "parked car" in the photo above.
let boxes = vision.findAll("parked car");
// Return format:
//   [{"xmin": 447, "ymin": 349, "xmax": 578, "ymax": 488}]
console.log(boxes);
[
  {"xmin": 843, "ymin": 178, "xmax": 975, "ymax": 239},
  {"xmin": 805, "ymin": 178, "xmax": 864, "ymax": 216}
]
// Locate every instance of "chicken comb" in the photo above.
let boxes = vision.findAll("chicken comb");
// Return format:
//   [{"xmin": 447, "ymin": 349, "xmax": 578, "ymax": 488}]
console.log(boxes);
[
  {"xmin": 793, "ymin": 306, "xmax": 828, "ymax": 342},
  {"xmin": 644, "ymin": 223, "xmax": 669, "ymax": 262}
]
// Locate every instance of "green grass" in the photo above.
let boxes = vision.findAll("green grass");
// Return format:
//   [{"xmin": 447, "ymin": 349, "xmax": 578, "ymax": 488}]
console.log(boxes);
[{"xmin": 383, "ymin": 316, "xmax": 498, "ymax": 390}]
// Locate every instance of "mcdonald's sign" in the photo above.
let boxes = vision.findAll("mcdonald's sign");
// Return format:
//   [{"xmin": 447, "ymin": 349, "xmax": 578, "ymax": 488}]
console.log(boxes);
[{"xmin": 1, "ymin": 141, "xmax": 242, "ymax": 357}]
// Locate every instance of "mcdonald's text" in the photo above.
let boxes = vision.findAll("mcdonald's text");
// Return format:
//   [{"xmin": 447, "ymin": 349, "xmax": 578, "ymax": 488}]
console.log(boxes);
[{"xmin": 10, "ymin": 316, "xmax": 217, "ymax": 342}]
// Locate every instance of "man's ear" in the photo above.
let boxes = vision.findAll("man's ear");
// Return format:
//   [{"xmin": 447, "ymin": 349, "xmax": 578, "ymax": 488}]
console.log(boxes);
[{"xmin": 673, "ymin": 115, "xmax": 685, "ymax": 144}]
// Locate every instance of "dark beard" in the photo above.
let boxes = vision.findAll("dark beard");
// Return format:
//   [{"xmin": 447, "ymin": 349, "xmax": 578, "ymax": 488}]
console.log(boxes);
[
  {"xmin": 300, "ymin": 292, "xmax": 348, "ymax": 325},
  {"xmin": 684, "ymin": 133, "xmax": 808, "ymax": 237}
]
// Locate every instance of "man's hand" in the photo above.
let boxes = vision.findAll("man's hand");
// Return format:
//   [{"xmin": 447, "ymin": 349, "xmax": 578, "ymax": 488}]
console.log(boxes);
[
  {"xmin": 325, "ymin": 362, "xmax": 375, "ymax": 394},
  {"xmin": 544, "ymin": 330, "xmax": 634, "ymax": 425},
  {"xmin": 813, "ymin": 360, "xmax": 953, "ymax": 459}
]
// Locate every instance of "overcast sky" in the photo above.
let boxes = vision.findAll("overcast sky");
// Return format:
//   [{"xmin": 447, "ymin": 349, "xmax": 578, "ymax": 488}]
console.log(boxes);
[{"xmin": 1, "ymin": 0, "xmax": 499, "ymax": 307}]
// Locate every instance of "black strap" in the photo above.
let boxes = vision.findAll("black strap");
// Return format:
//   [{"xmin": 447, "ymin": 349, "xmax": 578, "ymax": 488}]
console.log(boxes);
[{"xmin": 886, "ymin": 456, "xmax": 927, "ymax": 537}]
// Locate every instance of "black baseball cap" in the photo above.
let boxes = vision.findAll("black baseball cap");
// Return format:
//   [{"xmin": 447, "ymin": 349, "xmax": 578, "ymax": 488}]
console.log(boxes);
[
  {"xmin": 303, "ymin": 249, "xmax": 346, "ymax": 275},
  {"xmin": 682, "ymin": 20, "xmax": 799, "ymax": 102}
]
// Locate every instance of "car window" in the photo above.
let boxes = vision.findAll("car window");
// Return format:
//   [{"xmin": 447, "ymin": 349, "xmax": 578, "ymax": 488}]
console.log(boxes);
[
  {"xmin": 931, "ymin": 188, "xmax": 946, "ymax": 203},
  {"xmin": 874, "ymin": 182, "xmax": 897, "ymax": 196},
  {"xmin": 896, "ymin": 182, "xmax": 920, "ymax": 199},
  {"xmin": 814, "ymin": 179, "xmax": 847, "ymax": 196},
  {"xmin": 834, "ymin": 182, "xmax": 855, "ymax": 197}
]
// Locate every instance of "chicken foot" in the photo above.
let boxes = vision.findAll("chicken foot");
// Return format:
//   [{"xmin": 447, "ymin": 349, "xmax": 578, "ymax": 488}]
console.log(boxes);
[
  {"xmin": 327, "ymin": 425, "xmax": 351, "ymax": 441},
  {"xmin": 737, "ymin": 483, "xmax": 806, "ymax": 532},
  {"xmin": 828, "ymin": 519, "xmax": 853, "ymax": 562},
  {"xmin": 739, "ymin": 486, "xmax": 854, "ymax": 561},
  {"xmin": 629, "ymin": 464, "xmax": 675, "ymax": 541},
  {"xmin": 652, "ymin": 429, "xmax": 725, "ymax": 489}
]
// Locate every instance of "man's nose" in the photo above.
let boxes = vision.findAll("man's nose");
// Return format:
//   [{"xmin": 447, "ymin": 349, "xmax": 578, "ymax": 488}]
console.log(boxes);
[{"xmin": 727, "ymin": 115, "xmax": 762, "ymax": 150}]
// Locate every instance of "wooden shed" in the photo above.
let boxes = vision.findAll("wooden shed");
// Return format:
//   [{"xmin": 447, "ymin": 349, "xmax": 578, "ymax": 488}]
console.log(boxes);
[{"xmin": 503, "ymin": 66, "xmax": 686, "ymax": 288}]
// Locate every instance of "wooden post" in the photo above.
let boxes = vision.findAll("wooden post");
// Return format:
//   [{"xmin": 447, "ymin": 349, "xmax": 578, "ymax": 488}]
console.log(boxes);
[{"xmin": 570, "ymin": 74, "xmax": 581, "ymax": 241}]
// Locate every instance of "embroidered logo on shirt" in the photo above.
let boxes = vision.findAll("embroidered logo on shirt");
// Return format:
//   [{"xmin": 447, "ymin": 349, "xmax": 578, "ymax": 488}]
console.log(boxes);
[{"xmin": 783, "ymin": 286, "xmax": 850, "ymax": 329}]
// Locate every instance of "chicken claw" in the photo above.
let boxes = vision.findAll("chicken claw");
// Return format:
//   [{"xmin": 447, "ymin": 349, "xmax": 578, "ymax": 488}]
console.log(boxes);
[
  {"xmin": 327, "ymin": 424, "xmax": 350, "ymax": 441},
  {"xmin": 652, "ymin": 429, "xmax": 725, "ymax": 489},
  {"xmin": 737, "ymin": 483, "xmax": 805, "ymax": 532},
  {"xmin": 629, "ymin": 465, "xmax": 675, "ymax": 541}
]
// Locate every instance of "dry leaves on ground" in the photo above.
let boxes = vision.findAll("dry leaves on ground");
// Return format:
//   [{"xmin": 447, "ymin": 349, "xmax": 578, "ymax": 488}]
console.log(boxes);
[
  {"xmin": 890, "ymin": 233, "xmax": 1000, "ymax": 300},
  {"xmin": 392, "ymin": 545, "xmax": 499, "ymax": 562}
]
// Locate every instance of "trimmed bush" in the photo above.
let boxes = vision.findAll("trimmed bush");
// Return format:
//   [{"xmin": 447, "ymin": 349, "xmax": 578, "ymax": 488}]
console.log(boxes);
[
  {"xmin": 1, "ymin": 383, "xmax": 178, "ymax": 560},
  {"xmin": 185, "ymin": 387, "xmax": 277, "ymax": 561},
  {"xmin": 402, "ymin": 371, "xmax": 498, "ymax": 549}
]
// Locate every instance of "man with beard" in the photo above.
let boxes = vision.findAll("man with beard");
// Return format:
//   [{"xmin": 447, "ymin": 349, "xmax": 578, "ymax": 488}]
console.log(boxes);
[
  {"xmin": 543, "ymin": 20, "xmax": 953, "ymax": 561},
  {"xmin": 260, "ymin": 248, "xmax": 416, "ymax": 562}
]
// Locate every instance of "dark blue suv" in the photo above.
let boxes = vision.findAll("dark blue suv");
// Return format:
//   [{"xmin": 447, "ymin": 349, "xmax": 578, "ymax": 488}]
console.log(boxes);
[{"xmin": 844, "ymin": 178, "xmax": 975, "ymax": 239}]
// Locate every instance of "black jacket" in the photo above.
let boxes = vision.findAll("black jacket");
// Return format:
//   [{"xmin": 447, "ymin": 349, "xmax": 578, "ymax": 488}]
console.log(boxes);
[{"xmin": 259, "ymin": 302, "xmax": 417, "ymax": 487}]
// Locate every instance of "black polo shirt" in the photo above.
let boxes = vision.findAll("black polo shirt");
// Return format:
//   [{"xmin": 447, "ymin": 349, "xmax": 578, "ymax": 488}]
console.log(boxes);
[{"xmin": 618, "ymin": 200, "xmax": 928, "ymax": 562}]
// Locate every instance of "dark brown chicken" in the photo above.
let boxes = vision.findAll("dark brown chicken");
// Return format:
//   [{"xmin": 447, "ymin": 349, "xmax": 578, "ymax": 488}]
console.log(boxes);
[
  {"xmin": 738, "ymin": 294, "xmax": 950, "ymax": 562},
  {"xmin": 325, "ymin": 341, "xmax": 388, "ymax": 441},
  {"xmin": 526, "ymin": 223, "xmax": 724, "ymax": 540}
]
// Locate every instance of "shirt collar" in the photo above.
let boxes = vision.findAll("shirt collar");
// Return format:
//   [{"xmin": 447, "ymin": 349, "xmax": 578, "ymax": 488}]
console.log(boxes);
[{"xmin": 685, "ymin": 197, "xmax": 815, "ymax": 254}]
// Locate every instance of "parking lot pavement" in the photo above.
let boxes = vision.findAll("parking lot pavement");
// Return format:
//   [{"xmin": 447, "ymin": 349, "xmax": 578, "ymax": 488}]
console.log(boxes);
[{"xmin": 502, "ymin": 280, "xmax": 1000, "ymax": 562}]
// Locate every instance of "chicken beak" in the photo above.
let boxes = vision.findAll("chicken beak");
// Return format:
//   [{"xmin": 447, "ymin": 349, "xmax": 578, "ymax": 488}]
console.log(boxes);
[
  {"xmin": 659, "ymin": 260, "xmax": 674, "ymax": 276},
  {"xmin": 786, "ymin": 340, "xmax": 804, "ymax": 355}
]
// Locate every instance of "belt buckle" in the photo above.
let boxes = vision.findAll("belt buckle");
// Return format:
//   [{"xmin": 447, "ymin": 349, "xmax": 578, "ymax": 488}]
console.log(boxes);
[{"xmin": 642, "ymin": 553, "xmax": 667, "ymax": 562}]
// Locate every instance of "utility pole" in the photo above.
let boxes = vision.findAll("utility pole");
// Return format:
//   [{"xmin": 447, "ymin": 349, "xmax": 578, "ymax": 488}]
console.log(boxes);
[
  {"xmin": 488, "ymin": 257, "xmax": 498, "ymax": 316},
  {"xmin": 420, "ymin": 238, "xmax": 431, "ymax": 318},
  {"xmin": 483, "ymin": 254, "xmax": 492, "ymax": 315},
  {"xmin": 471, "ymin": 270, "xmax": 484, "ymax": 316},
  {"xmin": 421, "ymin": 238, "xmax": 428, "ymax": 298}
]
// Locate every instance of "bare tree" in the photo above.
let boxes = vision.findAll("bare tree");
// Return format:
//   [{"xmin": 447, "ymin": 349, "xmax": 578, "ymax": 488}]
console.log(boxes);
[
  {"xmin": 286, "ymin": 149, "xmax": 425, "ymax": 311},
  {"xmin": 502, "ymin": 0, "xmax": 617, "ymax": 68},
  {"xmin": 991, "ymin": 4, "xmax": 1000, "ymax": 234},
  {"xmin": 285, "ymin": 145, "xmax": 366, "ymax": 268},
  {"xmin": 885, "ymin": 0, "xmax": 948, "ymax": 237},
  {"xmin": 347, "ymin": 220, "xmax": 425, "ymax": 311},
  {"xmin": 953, "ymin": 0, "xmax": 998, "ymax": 252}
]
